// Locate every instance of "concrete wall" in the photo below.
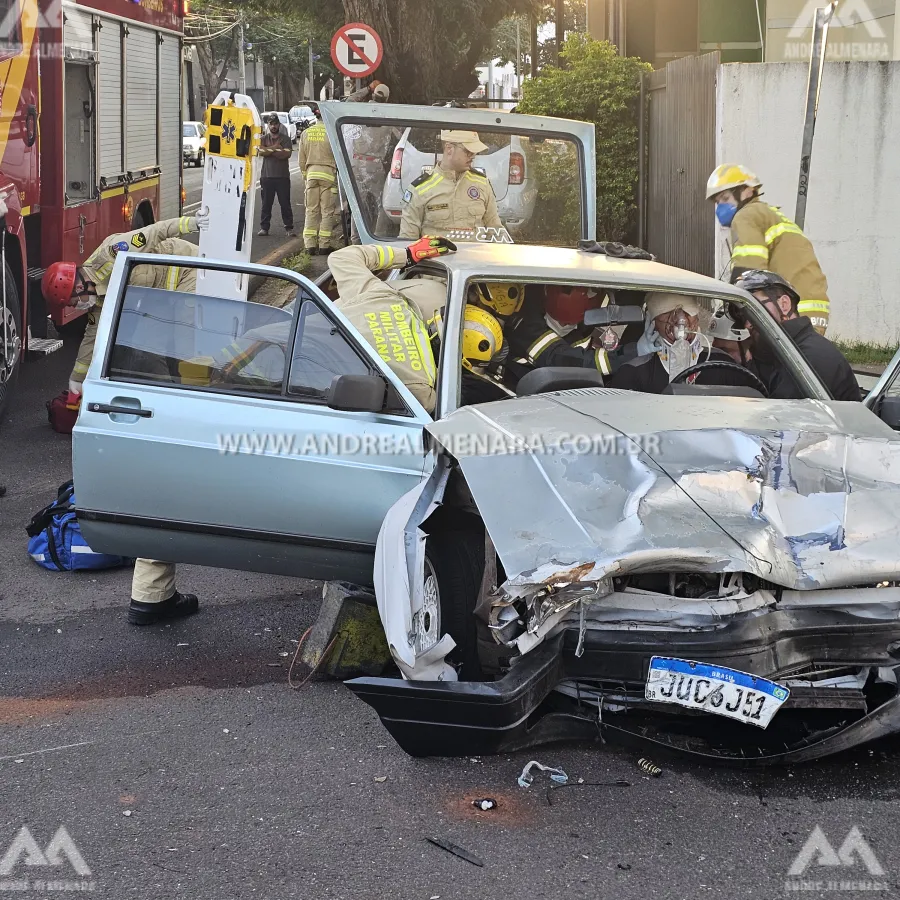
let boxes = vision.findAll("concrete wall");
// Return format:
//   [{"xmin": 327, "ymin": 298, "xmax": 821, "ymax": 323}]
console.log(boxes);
[{"xmin": 716, "ymin": 61, "xmax": 900, "ymax": 344}]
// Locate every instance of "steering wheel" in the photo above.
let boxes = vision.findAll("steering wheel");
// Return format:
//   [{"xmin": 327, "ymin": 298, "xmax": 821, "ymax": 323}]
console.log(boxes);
[{"xmin": 670, "ymin": 360, "xmax": 769, "ymax": 398}]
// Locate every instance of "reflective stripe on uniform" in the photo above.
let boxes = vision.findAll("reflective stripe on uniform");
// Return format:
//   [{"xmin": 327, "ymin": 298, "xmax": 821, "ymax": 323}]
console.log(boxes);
[
  {"xmin": 306, "ymin": 170, "xmax": 336, "ymax": 183},
  {"xmin": 375, "ymin": 245, "xmax": 396, "ymax": 269},
  {"xmin": 166, "ymin": 266, "xmax": 180, "ymax": 290},
  {"xmin": 765, "ymin": 222, "xmax": 803, "ymax": 244},
  {"xmin": 95, "ymin": 262, "xmax": 115, "ymax": 280},
  {"xmin": 528, "ymin": 330, "xmax": 562, "ymax": 361},
  {"xmin": 303, "ymin": 228, "xmax": 318, "ymax": 236},
  {"xmin": 731, "ymin": 245, "xmax": 769, "ymax": 260},
  {"xmin": 465, "ymin": 171, "xmax": 488, "ymax": 183},
  {"xmin": 798, "ymin": 299, "xmax": 830, "ymax": 315},
  {"xmin": 72, "ymin": 361, "xmax": 90, "ymax": 376},
  {"xmin": 411, "ymin": 315, "xmax": 436, "ymax": 386},
  {"xmin": 594, "ymin": 350, "xmax": 611, "ymax": 375},
  {"xmin": 318, "ymin": 229, "xmax": 332, "ymax": 238},
  {"xmin": 571, "ymin": 336, "xmax": 591, "ymax": 349},
  {"xmin": 414, "ymin": 173, "xmax": 443, "ymax": 195},
  {"xmin": 178, "ymin": 217, "xmax": 193, "ymax": 234}
]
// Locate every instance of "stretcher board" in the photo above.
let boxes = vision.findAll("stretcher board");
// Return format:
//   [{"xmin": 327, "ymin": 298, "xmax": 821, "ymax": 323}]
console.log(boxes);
[{"xmin": 196, "ymin": 92, "xmax": 262, "ymax": 301}]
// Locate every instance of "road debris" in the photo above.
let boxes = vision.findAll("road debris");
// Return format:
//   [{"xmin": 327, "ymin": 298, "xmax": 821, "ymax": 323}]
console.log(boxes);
[
  {"xmin": 517, "ymin": 760, "xmax": 568, "ymax": 788},
  {"xmin": 471, "ymin": 798, "xmax": 497, "ymax": 811},
  {"xmin": 122, "ymin": 810, "xmax": 132, "ymax": 817},
  {"xmin": 374, "ymin": 776, "xmax": 387, "ymax": 783},
  {"xmin": 637, "ymin": 758, "xmax": 663, "ymax": 777},
  {"xmin": 426, "ymin": 837, "xmax": 484, "ymax": 868},
  {"xmin": 546, "ymin": 780, "xmax": 631, "ymax": 806}
]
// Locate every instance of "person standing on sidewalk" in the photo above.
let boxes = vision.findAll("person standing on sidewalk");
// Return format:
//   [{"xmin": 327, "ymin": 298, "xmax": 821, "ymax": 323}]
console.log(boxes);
[
  {"xmin": 298, "ymin": 108, "xmax": 338, "ymax": 255},
  {"xmin": 258, "ymin": 113, "xmax": 295, "ymax": 237}
]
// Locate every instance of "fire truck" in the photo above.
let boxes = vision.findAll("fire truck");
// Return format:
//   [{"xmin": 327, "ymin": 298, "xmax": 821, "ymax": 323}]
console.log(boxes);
[{"xmin": 0, "ymin": 0, "xmax": 185, "ymax": 417}]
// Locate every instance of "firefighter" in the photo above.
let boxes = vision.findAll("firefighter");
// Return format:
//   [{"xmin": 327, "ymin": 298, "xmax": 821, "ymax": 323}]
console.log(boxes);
[
  {"xmin": 329, "ymin": 237, "xmax": 458, "ymax": 413},
  {"xmin": 706, "ymin": 303, "xmax": 751, "ymax": 365},
  {"xmin": 42, "ymin": 214, "xmax": 208, "ymax": 414},
  {"xmin": 734, "ymin": 269, "xmax": 859, "ymax": 401},
  {"xmin": 503, "ymin": 285, "xmax": 618, "ymax": 380},
  {"xmin": 344, "ymin": 79, "xmax": 391, "ymax": 103},
  {"xmin": 707, "ymin": 164, "xmax": 831, "ymax": 335},
  {"xmin": 298, "ymin": 108, "xmax": 338, "ymax": 255},
  {"xmin": 42, "ymin": 214, "xmax": 209, "ymax": 628},
  {"xmin": 398, "ymin": 130, "xmax": 502, "ymax": 240}
]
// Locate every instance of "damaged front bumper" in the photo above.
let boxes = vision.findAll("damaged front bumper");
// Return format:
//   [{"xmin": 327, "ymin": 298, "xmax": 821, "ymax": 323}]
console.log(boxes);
[{"xmin": 348, "ymin": 590, "xmax": 900, "ymax": 763}]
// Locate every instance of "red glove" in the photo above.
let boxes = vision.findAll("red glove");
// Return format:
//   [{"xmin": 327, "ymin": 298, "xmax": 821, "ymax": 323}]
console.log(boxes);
[{"xmin": 407, "ymin": 236, "xmax": 458, "ymax": 265}]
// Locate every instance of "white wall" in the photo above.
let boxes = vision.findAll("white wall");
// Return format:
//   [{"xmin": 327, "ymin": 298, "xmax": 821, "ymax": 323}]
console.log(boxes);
[{"xmin": 717, "ymin": 61, "xmax": 900, "ymax": 344}]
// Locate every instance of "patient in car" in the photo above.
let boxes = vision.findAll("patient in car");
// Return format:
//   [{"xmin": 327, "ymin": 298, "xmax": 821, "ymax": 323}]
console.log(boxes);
[{"xmin": 610, "ymin": 293, "xmax": 750, "ymax": 394}]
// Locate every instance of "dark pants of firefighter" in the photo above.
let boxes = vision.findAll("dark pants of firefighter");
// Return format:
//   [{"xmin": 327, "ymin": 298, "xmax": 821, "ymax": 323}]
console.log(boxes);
[
  {"xmin": 260, "ymin": 177, "xmax": 294, "ymax": 232},
  {"xmin": 303, "ymin": 180, "xmax": 337, "ymax": 250}
]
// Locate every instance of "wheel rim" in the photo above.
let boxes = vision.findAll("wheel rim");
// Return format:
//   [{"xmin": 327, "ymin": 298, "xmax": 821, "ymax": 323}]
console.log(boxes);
[
  {"xmin": 416, "ymin": 559, "xmax": 441, "ymax": 654},
  {"xmin": 0, "ymin": 300, "xmax": 18, "ymax": 386}
]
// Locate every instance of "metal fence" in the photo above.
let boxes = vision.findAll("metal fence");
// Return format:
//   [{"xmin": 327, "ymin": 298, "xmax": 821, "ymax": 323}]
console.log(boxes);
[{"xmin": 642, "ymin": 52, "xmax": 719, "ymax": 277}]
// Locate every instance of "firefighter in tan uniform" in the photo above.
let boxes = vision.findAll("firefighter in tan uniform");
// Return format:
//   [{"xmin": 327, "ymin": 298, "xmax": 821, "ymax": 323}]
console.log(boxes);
[
  {"xmin": 399, "ymin": 130, "xmax": 502, "ymax": 241},
  {"xmin": 42, "ymin": 213, "xmax": 209, "ymax": 628},
  {"xmin": 298, "ymin": 109, "xmax": 338, "ymax": 254},
  {"xmin": 707, "ymin": 164, "xmax": 831, "ymax": 334}
]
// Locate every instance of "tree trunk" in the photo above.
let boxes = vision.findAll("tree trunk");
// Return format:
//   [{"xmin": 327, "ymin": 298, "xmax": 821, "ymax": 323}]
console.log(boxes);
[{"xmin": 341, "ymin": 0, "xmax": 442, "ymax": 104}]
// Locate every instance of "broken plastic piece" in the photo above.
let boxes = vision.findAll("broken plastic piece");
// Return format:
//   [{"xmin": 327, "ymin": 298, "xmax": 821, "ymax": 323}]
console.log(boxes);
[
  {"xmin": 472, "ymin": 798, "xmax": 497, "ymax": 811},
  {"xmin": 426, "ymin": 837, "xmax": 484, "ymax": 867},
  {"xmin": 517, "ymin": 760, "xmax": 569, "ymax": 788}
]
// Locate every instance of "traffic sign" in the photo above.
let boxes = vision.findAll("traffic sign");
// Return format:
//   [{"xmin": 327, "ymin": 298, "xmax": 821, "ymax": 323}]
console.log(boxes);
[{"xmin": 331, "ymin": 22, "xmax": 383, "ymax": 78}]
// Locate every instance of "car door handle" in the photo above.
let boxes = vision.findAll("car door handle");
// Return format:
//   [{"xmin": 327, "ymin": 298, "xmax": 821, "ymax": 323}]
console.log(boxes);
[{"xmin": 87, "ymin": 403, "xmax": 153, "ymax": 418}]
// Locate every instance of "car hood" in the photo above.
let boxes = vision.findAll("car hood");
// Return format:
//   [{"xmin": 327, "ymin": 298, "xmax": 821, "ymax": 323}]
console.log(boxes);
[{"xmin": 427, "ymin": 389, "xmax": 900, "ymax": 592}]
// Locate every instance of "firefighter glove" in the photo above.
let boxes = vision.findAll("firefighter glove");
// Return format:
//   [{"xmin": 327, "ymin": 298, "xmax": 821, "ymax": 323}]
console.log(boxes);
[{"xmin": 407, "ymin": 236, "xmax": 457, "ymax": 265}]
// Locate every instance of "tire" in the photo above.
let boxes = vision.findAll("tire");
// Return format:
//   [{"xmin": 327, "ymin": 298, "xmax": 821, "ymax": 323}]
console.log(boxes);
[
  {"xmin": 0, "ymin": 262, "xmax": 22, "ymax": 422},
  {"xmin": 423, "ymin": 529, "xmax": 486, "ymax": 680},
  {"xmin": 196, "ymin": 150, "xmax": 205, "ymax": 168}
]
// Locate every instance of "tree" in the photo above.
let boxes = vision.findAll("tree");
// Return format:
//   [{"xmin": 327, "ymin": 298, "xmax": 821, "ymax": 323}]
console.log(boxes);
[
  {"xmin": 517, "ymin": 34, "xmax": 650, "ymax": 241},
  {"xmin": 340, "ymin": 0, "xmax": 539, "ymax": 103}
]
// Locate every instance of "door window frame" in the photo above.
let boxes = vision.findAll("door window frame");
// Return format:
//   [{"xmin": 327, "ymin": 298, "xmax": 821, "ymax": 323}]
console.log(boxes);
[{"xmin": 96, "ymin": 253, "xmax": 431, "ymax": 420}]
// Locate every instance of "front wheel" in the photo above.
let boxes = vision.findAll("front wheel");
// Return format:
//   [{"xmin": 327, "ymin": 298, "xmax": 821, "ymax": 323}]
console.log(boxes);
[
  {"xmin": 0, "ymin": 262, "xmax": 22, "ymax": 421},
  {"xmin": 421, "ymin": 529, "xmax": 485, "ymax": 680}
]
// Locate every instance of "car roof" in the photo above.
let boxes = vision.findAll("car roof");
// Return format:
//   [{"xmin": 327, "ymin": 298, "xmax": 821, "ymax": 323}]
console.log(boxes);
[{"xmin": 426, "ymin": 243, "xmax": 750, "ymax": 300}]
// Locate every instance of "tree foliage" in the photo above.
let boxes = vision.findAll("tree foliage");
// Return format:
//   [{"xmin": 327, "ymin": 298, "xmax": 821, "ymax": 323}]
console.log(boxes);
[{"xmin": 517, "ymin": 34, "xmax": 650, "ymax": 241}]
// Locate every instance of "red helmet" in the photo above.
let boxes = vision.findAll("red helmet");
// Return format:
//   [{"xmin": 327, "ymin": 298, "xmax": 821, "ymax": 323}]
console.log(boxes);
[
  {"xmin": 42, "ymin": 262, "xmax": 78, "ymax": 309},
  {"xmin": 544, "ymin": 285, "xmax": 601, "ymax": 326}
]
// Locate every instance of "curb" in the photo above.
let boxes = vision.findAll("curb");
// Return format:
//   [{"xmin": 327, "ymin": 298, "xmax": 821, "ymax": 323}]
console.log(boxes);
[{"xmin": 248, "ymin": 234, "xmax": 308, "ymax": 297}]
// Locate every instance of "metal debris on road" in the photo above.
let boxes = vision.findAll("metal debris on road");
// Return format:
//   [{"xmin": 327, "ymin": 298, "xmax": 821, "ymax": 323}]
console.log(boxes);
[
  {"xmin": 517, "ymin": 760, "xmax": 569, "ymax": 788},
  {"xmin": 637, "ymin": 757, "xmax": 663, "ymax": 777},
  {"xmin": 472, "ymin": 798, "xmax": 497, "ymax": 811},
  {"xmin": 425, "ymin": 837, "xmax": 484, "ymax": 868},
  {"xmin": 374, "ymin": 776, "xmax": 387, "ymax": 783}
]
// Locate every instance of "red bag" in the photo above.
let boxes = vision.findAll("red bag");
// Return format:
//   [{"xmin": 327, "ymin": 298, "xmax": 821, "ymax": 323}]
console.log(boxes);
[{"xmin": 47, "ymin": 391, "xmax": 80, "ymax": 435}]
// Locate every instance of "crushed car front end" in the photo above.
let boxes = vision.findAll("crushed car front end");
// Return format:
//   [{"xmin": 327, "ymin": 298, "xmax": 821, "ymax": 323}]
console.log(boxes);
[{"xmin": 348, "ymin": 390, "xmax": 900, "ymax": 764}]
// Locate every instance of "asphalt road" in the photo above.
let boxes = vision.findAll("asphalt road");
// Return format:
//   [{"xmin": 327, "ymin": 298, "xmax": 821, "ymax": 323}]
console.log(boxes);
[{"xmin": 3, "ymin": 346, "xmax": 900, "ymax": 898}]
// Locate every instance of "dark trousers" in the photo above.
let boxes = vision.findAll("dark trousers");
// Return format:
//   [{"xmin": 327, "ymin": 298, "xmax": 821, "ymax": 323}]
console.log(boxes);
[{"xmin": 260, "ymin": 177, "xmax": 294, "ymax": 231}]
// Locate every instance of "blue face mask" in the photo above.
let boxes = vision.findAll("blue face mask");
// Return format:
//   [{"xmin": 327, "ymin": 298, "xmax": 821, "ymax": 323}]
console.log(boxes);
[{"xmin": 716, "ymin": 200, "xmax": 738, "ymax": 227}]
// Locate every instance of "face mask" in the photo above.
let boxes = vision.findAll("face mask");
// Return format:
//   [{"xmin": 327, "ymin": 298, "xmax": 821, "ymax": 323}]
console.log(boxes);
[
  {"xmin": 715, "ymin": 200, "xmax": 738, "ymax": 228},
  {"xmin": 545, "ymin": 313, "xmax": 577, "ymax": 338}
]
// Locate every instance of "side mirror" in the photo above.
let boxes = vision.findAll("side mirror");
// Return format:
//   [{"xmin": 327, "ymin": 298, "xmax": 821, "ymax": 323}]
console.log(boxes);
[
  {"xmin": 584, "ymin": 304, "xmax": 645, "ymax": 328},
  {"xmin": 327, "ymin": 374, "xmax": 387, "ymax": 413}
]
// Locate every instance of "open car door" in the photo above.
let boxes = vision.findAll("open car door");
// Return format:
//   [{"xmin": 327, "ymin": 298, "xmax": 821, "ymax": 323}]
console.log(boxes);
[
  {"xmin": 72, "ymin": 253, "xmax": 432, "ymax": 586},
  {"xmin": 864, "ymin": 346, "xmax": 900, "ymax": 430},
  {"xmin": 319, "ymin": 101, "xmax": 596, "ymax": 249}
]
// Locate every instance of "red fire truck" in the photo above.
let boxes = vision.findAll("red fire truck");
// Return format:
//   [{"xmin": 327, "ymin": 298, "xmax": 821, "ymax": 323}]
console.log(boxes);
[{"xmin": 0, "ymin": 0, "xmax": 185, "ymax": 417}]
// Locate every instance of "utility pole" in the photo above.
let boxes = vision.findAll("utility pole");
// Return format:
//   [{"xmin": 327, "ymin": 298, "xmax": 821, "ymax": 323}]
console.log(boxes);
[
  {"xmin": 530, "ymin": 13, "xmax": 539, "ymax": 79},
  {"xmin": 238, "ymin": 14, "xmax": 247, "ymax": 95},
  {"xmin": 516, "ymin": 17, "xmax": 522, "ymax": 97},
  {"xmin": 795, "ymin": 2, "xmax": 837, "ymax": 229},
  {"xmin": 555, "ymin": 0, "xmax": 565, "ymax": 67},
  {"xmin": 308, "ymin": 36, "xmax": 314, "ymax": 101}
]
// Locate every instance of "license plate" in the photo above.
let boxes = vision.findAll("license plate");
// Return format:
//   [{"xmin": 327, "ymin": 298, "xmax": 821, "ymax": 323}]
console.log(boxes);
[{"xmin": 645, "ymin": 657, "xmax": 790, "ymax": 729}]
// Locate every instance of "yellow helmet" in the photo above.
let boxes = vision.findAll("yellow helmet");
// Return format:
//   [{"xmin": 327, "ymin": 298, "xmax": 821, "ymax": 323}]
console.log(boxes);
[
  {"xmin": 462, "ymin": 305, "xmax": 503, "ymax": 371},
  {"xmin": 470, "ymin": 282, "xmax": 525, "ymax": 317},
  {"xmin": 706, "ymin": 164, "xmax": 762, "ymax": 200}
]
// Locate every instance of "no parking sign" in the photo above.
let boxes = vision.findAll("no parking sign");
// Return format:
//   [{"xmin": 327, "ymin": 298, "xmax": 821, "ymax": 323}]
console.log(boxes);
[{"xmin": 331, "ymin": 23, "xmax": 384, "ymax": 78}]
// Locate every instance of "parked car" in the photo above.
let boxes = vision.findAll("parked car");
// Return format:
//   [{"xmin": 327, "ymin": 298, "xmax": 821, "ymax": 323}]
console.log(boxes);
[
  {"xmin": 289, "ymin": 104, "xmax": 317, "ymax": 133},
  {"xmin": 73, "ymin": 103, "xmax": 900, "ymax": 765},
  {"xmin": 182, "ymin": 121, "xmax": 206, "ymax": 168},
  {"xmin": 263, "ymin": 111, "xmax": 297, "ymax": 144},
  {"xmin": 380, "ymin": 127, "xmax": 536, "ymax": 235}
]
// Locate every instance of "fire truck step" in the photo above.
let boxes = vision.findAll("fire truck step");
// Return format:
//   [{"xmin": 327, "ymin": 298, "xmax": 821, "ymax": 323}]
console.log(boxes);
[{"xmin": 27, "ymin": 338, "xmax": 64, "ymax": 357}]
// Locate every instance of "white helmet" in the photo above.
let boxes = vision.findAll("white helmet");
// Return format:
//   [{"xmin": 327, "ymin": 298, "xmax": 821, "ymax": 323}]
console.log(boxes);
[
  {"xmin": 707, "ymin": 305, "xmax": 750, "ymax": 342},
  {"xmin": 706, "ymin": 164, "xmax": 762, "ymax": 201}
]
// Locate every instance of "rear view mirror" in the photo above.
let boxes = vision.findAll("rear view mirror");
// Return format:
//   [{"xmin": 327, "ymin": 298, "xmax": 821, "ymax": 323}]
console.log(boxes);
[
  {"xmin": 327, "ymin": 374, "xmax": 386, "ymax": 413},
  {"xmin": 584, "ymin": 304, "xmax": 645, "ymax": 327}
]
